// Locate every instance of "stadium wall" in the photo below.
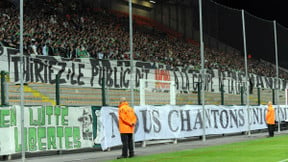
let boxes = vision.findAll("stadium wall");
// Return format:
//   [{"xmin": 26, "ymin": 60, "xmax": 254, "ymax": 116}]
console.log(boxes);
[
  {"xmin": 108, "ymin": 0, "xmax": 196, "ymax": 41},
  {"xmin": 105, "ymin": 0, "xmax": 237, "ymax": 55},
  {"xmin": 110, "ymin": 0, "xmax": 153, "ymax": 19}
]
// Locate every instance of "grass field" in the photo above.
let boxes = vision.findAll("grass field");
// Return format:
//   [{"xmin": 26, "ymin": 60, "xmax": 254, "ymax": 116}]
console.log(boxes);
[{"xmin": 110, "ymin": 135, "xmax": 288, "ymax": 162}]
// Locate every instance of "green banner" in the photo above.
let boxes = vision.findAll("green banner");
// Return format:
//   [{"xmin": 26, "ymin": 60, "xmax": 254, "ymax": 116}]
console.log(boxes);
[{"xmin": 0, "ymin": 105, "xmax": 94, "ymax": 155}]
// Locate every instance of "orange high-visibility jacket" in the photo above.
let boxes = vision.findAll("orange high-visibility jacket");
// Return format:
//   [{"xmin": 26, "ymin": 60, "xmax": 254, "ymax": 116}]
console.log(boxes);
[
  {"xmin": 266, "ymin": 105, "xmax": 275, "ymax": 125},
  {"xmin": 118, "ymin": 101, "xmax": 137, "ymax": 133}
]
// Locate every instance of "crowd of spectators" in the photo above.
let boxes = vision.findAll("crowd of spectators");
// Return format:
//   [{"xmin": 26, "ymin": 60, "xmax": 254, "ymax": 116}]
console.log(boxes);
[{"xmin": 1, "ymin": 0, "xmax": 288, "ymax": 80}]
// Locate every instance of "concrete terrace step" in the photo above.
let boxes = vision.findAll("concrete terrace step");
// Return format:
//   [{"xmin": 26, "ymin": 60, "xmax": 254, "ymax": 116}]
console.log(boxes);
[
  {"xmin": 8, "ymin": 99, "xmax": 52, "ymax": 106},
  {"xmin": 3, "ymin": 82, "xmax": 286, "ymax": 106}
]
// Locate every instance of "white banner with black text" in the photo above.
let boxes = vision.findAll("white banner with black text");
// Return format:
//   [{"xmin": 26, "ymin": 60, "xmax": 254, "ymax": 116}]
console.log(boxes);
[
  {"xmin": 100, "ymin": 104, "xmax": 288, "ymax": 150},
  {"xmin": 1, "ymin": 46, "xmax": 287, "ymax": 94}
]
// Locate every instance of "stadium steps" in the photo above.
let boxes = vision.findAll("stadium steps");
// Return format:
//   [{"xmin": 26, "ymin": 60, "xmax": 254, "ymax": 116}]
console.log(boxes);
[
  {"xmin": 177, "ymin": 92, "xmax": 198, "ymax": 105},
  {"xmin": 16, "ymin": 83, "xmax": 140, "ymax": 106},
  {"xmin": 5, "ymin": 83, "xmax": 101, "ymax": 106},
  {"xmin": 3, "ymin": 82, "xmax": 286, "ymax": 106},
  {"xmin": 6, "ymin": 84, "xmax": 53, "ymax": 106},
  {"xmin": 28, "ymin": 83, "xmax": 103, "ymax": 106}
]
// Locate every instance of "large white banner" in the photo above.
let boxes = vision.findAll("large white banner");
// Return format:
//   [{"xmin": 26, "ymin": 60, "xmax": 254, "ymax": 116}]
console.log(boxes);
[
  {"xmin": 0, "ymin": 106, "xmax": 94, "ymax": 155},
  {"xmin": 1, "ymin": 46, "xmax": 287, "ymax": 93},
  {"xmin": 100, "ymin": 105, "xmax": 288, "ymax": 150}
]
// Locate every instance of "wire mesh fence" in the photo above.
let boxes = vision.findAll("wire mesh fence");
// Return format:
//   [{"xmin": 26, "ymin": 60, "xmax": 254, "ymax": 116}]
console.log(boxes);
[{"xmin": 1, "ymin": 72, "xmax": 286, "ymax": 107}]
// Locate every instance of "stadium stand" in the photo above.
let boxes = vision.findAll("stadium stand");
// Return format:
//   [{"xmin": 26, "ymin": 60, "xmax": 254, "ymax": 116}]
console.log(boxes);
[
  {"xmin": 1, "ymin": 1, "xmax": 288, "ymax": 79},
  {"xmin": 0, "ymin": 0, "xmax": 287, "ymax": 106}
]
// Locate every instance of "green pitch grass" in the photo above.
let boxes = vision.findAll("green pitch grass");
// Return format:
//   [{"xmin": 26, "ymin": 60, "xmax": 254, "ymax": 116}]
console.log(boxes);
[{"xmin": 110, "ymin": 135, "xmax": 288, "ymax": 162}]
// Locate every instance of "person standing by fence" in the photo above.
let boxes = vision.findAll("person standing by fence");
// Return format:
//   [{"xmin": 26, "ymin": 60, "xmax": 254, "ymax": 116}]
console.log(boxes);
[
  {"xmin": 117, "ymin": 97, "xmax": 137, "ymax": 159},
  {"xmin": 266, "ymin": 101, "xmax": 275, "ymax": 137}
]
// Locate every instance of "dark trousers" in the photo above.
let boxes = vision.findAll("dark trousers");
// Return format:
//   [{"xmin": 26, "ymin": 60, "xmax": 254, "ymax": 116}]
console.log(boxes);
[
  {"xmin": 267, "ymin": 124, "xmax": 275, "ymax": 137},
  {"xmin": 120, "ymin": 133, "xmax": 134, "ymax": 157}
]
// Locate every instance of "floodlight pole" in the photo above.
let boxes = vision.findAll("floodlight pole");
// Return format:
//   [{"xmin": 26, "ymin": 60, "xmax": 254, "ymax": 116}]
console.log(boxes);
[
  {"xmin": 128, "ymin": 0, "xmax": 136, "ymax": 152},
  {"xmin": 199, "ymin": 0, "xmax": 206, "ymax": 142},
  {"xmin": 273, "ymin": 20, "xmax": 280, "ymax": 132},
  {"xmin": 20, "ymin": 0, "xmax": 26, "ymax": 161},
  {"xmin": 241, "ymin": 10, "xmax": 251, "ymax": 136},
  {"xmin": 129, "ymin": 0, "xmax": 134, "ymax": 107}
]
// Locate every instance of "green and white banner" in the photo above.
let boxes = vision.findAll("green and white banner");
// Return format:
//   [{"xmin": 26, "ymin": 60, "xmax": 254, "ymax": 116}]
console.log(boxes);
[{"xmin": 0, "ymin": 105, "xmax": 94, "ymax": 155}]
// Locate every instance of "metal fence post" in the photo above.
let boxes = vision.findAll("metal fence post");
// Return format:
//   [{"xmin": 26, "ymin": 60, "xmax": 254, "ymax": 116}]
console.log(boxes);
[
  {"xmin": 257, "ymin": 87, "xmax": 261, "ymax": 105},
  {"xmin": 102, "ymin": 68, "xmax": 107, "ymax": 106},
  {"xmin": 55, "ymin": 74, "xmax": 60, "ymax": 105},
  {"xmin": 197, "ymin": 82, "xmax": 201, "ymax": 105},
  {"xmin": 240, "ymin": 85, "xmax": 244, "ymax": 105},
  {"xmin": 1, "ymin": 71, "xmax": 6, "ymax": 106},
  {"xmin": 272, "ymin": 89, "xmax": 275, "ymax": 104},
  {"xmin": 221, "ymin": 82, "xmax": 224, "ymax": 105}
]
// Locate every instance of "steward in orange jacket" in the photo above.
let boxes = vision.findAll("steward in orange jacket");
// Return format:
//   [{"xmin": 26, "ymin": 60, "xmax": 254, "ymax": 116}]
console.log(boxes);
[
  {"xmin": 117, "ymin": 97, "xmax": 137, "ymax": 159},
  {"xmin": 118, "ymin": 100, "xmax": 137, "ymax": 133},
  {"xmin": 266, "ymin": 101, "xmax": 275, "ymax": 137},
  {"xmin": 266, "ymin": 102, "xmax": 275, "ymax": 125}
]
